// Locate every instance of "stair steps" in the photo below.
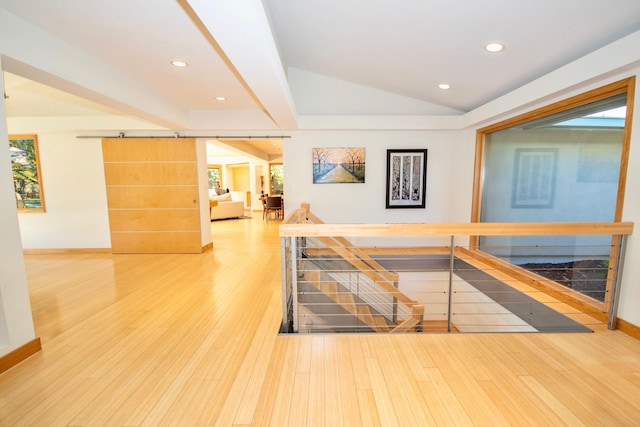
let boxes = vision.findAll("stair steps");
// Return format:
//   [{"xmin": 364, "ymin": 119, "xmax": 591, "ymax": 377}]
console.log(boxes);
[
  {"xmin": 303, "ymin": 270, "xmax": 389, "ymax": 332},
  {"xmin": 421, "ymin": 320, "xmax": 459, "ymax": 332}
]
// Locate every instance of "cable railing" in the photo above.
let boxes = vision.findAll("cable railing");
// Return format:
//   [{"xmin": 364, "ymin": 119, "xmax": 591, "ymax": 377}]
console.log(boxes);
[{"xmin": 279, "ymin": 203, "xmax": 633, "ymax": 334}]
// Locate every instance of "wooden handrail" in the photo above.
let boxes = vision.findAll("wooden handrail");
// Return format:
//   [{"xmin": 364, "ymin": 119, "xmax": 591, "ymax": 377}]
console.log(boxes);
[
  {"xmin": 282, "ymin": 203, "xmax": 634, "ymax": 332},
  {"xmin": 282, "ymin": 207, "xmax": 633, "ymax": 237},
  {"xmin": 281, "ymin": 219, "xmax": 634, "ymax": 237}
]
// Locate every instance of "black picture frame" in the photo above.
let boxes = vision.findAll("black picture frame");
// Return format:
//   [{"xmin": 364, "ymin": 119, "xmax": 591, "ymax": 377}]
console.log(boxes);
[{"xmin": 385, "ymin": 149, "xmax": 427, "ymax": 209}]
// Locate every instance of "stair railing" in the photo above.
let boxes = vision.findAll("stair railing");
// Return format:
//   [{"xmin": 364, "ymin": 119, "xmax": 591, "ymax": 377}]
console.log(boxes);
[
  {"xmin": 279, "ymin": 203, "xmax": 633, "ymax": 334},
  {"xmin": 280, "ymin": 204, "xmax": 423, "ymax": 332}
]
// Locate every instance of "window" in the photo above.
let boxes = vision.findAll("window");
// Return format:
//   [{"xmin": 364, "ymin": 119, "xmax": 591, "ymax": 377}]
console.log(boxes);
[
  {"xmin": 269, "ymin": 163, "xmax": 283, "ymax": 195},
  {"xmin": 207, "ymin": 165, "xmax": 222, "ymax": 193},
  {"xmin": 475, "ymin": 84, "xmax": 631, "ymax": 225},
  {"xmin": 10, "ymin": 134, "xmax": 45, "ymax": 212},
  {"xmin": 472, "ymin": 78, "xmax": 635, "ymax": 304}
]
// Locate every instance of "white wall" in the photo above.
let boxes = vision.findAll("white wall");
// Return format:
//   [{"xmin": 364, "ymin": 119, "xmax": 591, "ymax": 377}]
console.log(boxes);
[
  {"xmin": 283, "ymin": 129, "xmax": 458, "ymax": 248},
  {"xmin": 617, "ymin": 73, "xmax": 640, "ymax": 326},
  {"xmin": 284, "ymin": 130, "xmax": 456, "ymax": 224},
  {"xmin": 16, "ymin": 133, "xmax": 111, "ymax": 249},
  {"xmin": 446, "ymin": 128, "xmax": 477, "ymax": 224},
  {"xmin": 197, "ymin": 139, "xmax": 213, "ymax": 248},
  {"xmin": 0, "ymin": 67, "xmax": 36, "ymax": 356}
]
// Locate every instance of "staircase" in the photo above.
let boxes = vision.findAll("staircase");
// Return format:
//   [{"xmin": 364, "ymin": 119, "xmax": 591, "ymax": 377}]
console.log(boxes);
[
  {"xmin": 282, "ymin": 205, "xmax": 425, "ymax": 333},
  {"xmin": 296, "ymin": 257, "xmax": 423, "ymax": 333},
  {"xmin": 300, "ymin": 270, "xmax": 391, "ymax": 332}
]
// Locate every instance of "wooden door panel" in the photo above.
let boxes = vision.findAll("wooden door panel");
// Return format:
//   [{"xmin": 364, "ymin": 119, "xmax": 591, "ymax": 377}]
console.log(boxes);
[
  {"xmin": 101, "ymin": 138, "xmax": 196, "ymax": 162},
  {"xmin": 108, "ymin": 209, "xmax": 200, "ymax": 232},
  {"xmin": 110, "ymin": 232, "xmax": 202, "ymax": 254},
  {"xmin": 106, "ymin": 186, "xmax": 199, "ymax": 209},
  {"xmin": 103, "ymin": 163, "xmax": 197, "ymax": 185},
  {"xmin": 102, "ymin": 138, "xmax": 202, "ymax": 254}
]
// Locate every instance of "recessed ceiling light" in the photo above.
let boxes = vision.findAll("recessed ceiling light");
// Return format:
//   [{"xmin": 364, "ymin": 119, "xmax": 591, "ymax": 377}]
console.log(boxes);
[
  {"xmin": 438, "ymin": 83, "xmax": 451, "ymax": 90},
  {"xmin": 215, "ymin": 96, "xmax": 226, "ymax": 101},
  {"xmin": 171, "ymin": 60, "xmax": 189, "ymax": 68},
  {"xmin": 485, "ymin": 42, "xmax": 505, "ymax": 53}
]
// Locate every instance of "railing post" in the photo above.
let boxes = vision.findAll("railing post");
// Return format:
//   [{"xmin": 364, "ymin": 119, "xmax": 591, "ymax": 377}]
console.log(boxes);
[
  {"xmin": 280, "ymin": 236, "xmax": 297, "ymax": 332},
  {"xmin": 608, "ymin": 234, "xmax": 628, "ymax": 330},
  {"xmin": 296, "ymin": 236, "xmax": 306, "ymax": 277},
  {"xmin": 392, "ymin": 279, "xmax": 398, "ymax": 325},
  {"xmin": 291, "ymin": 236, "xmax": 299, "ymax": 333},
  {"xmin": 280, "ymin": 236, "xmax": 289, "ymax": 332},
  {"xmin": 447, "ymin": 235, "xmax": 455, "ymax": 333}
]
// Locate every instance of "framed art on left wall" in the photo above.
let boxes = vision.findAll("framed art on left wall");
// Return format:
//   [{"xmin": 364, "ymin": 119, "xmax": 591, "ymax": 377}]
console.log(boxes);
[
  {"xmin": 9, "ymin": 134, "xmax": 45, "ymax": 212},
  {"xmin": 312, "ymin": 147, "xmax": 366, "ymax": 184}
]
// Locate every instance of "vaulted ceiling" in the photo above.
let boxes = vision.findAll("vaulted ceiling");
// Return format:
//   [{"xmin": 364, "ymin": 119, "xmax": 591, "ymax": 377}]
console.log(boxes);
[{"xmin": 2, "ymin": 0, "xmax": 640, "ymax": 134}]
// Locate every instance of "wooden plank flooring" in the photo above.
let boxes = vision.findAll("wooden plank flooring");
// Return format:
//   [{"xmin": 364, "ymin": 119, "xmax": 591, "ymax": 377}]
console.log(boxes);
[{"xmin": 1, "ymin": 216, "xmax": 640, "ymax": 426}]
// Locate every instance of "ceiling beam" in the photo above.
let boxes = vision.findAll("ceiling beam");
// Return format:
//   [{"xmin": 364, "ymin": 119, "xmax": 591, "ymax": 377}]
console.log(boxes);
[
  {"xmin": 183, "ymin": 0, "xmax": 298, "ymax": 129},
  {"xmin": 0, "ymin": 9, "xmax": 189, "ymax": 129}
]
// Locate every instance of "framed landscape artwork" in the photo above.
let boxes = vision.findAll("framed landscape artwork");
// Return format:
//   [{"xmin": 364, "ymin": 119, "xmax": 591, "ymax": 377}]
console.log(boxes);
[
  {"xmin": 386, "ymin": 149, "xmax": 427, "ymax": 209},
  {"xmin": 9, "ymin": 134, "xmax": 45, "ymax": 212},
  {"xmin": 312, "ymin": 147, "xmax": 366, "ymax": 184}
]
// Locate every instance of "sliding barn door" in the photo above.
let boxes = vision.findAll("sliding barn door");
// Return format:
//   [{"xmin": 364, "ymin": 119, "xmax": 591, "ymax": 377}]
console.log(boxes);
[{"xmin": 102, "ymin": 138, "xmax": 202, "ymax": 254}]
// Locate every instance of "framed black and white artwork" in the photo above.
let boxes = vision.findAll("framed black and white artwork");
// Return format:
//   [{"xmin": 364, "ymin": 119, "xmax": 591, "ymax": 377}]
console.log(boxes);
[{"xmin": 385, "ymin": 149, "xmax": 427, "ymax": 209}]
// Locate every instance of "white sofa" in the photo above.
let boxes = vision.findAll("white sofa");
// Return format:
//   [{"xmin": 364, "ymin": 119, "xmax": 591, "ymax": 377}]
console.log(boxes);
[{"xmin": 209, "ymin": 192, "xmax": 245, "ymax": 220}]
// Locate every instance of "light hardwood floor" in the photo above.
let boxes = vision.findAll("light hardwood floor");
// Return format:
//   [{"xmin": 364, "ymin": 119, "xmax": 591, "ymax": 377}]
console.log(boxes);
[{"xmin": 2, "ymin": 216, "xmax": 640, "ymax": 426}]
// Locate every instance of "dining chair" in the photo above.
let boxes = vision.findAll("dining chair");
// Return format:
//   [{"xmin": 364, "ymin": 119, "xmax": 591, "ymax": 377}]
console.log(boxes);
[
  {"xmin": 261, "ymin": 195, "xmax": 269, "ymax": 219},
  {"xmin": 265, "ymin": 196, "xmax": 282, "ymax": 220}
]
